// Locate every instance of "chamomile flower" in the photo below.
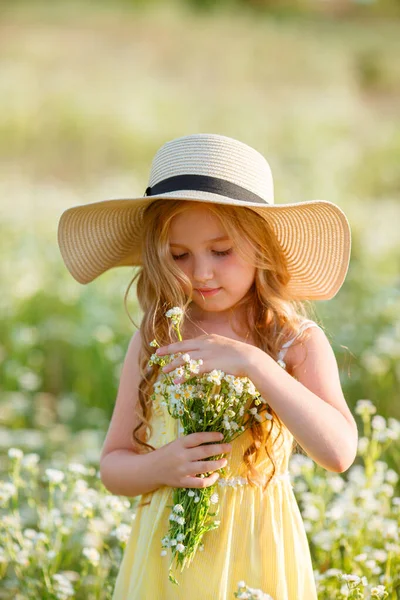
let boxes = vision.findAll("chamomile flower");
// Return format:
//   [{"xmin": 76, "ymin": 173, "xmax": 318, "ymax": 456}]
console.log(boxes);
[
  {"xmin": 206, "ymin": 369, "xmax": 224, "ymax": 385},
  {"xmin": 165, "ymin": 307, "xmax": 184, "ymax": 325}
]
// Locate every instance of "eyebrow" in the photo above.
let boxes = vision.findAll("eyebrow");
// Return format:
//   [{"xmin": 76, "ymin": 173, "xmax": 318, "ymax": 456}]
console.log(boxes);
[{"xmin": 169, "ymin": 236, "xmax": 230, "ymax": 247}]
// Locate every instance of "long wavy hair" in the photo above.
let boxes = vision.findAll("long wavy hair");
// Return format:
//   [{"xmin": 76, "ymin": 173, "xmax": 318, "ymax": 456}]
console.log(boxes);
[{"xmin": 124, "ymin": 199, "xmax": 319, "ymax": 492}]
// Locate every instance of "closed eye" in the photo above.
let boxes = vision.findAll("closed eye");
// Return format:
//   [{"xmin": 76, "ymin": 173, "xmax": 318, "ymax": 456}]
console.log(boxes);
[{"xmin": 172, "ymin": 249, "xmax": 233, "ymax": 261}]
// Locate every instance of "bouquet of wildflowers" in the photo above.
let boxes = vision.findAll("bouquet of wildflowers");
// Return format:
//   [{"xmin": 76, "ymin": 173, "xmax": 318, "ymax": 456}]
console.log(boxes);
[{"xmin": 148, "ymin": 307, "xmax": 273, "ymax": 585}]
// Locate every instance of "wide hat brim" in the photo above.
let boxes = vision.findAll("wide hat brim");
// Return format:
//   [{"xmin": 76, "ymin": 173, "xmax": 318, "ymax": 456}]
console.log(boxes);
[{"xmin": 57, "ymin": 189, "xmax": 351, "ymax": 301}]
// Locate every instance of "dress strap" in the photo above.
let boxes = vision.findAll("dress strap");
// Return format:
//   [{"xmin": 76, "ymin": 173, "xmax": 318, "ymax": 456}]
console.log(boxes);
[{"xmin": 277, "ymin": 320, "xmax": 321, "ymax": 366}]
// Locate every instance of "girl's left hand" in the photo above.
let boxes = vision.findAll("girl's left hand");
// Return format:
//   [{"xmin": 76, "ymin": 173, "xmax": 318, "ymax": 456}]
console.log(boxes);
[{"xmin": 156, "ymin": 334, "xmax": 260, "ymax": 380}]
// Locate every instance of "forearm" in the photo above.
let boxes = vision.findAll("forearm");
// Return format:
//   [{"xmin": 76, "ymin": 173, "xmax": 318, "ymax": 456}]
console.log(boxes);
[
  {"xmin": 247, "ymin": 352, "xmax": 357, "ymax": 473},
  {"xmin": 100, "ymin": 449, "xmax": 163, "ymax": 497}
]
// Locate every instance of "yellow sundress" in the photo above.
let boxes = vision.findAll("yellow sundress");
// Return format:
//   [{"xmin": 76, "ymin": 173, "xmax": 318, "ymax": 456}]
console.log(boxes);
[{"xmin": 112, "ymin": 321, "xmax": 319, "ymax": 600}]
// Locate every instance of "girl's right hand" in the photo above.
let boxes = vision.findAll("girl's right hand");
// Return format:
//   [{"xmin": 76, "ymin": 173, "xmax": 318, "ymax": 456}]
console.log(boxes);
[{"xmin": 154, "ymin": 431, "xmax": 232, "ymax": 489}]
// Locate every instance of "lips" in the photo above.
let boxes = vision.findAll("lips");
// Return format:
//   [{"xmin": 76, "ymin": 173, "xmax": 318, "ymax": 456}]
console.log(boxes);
[{"xmin": 195, "ymin": 287, "xmax": 221, "ymax": 297}]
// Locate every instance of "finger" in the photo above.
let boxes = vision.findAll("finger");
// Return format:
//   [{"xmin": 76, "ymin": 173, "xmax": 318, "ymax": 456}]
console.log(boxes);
[
  {"xmin": 183, "ymin": 431, "xmax": 224, "ymax": 448},
  {"xmin": 182, "ymin": 472, "xmax": 221, "ymax": 489},
  {"xmin": 188, "ymin": 443, "xmax": 232, "ymax": 461},
  {"xmin": 161, "ymin": 359, "xmax": 183, "ymax": 374},
  {"xmin": 156, "ymin": 340, "xmax": 199, "ymax": 356},
  {"xmin": 187, "ymin": 458, "xmax": 228, "ymax": 476}
]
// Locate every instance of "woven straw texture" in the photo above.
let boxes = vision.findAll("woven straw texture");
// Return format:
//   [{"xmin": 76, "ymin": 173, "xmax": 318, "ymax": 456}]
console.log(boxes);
[{"xmin": 57, "ymin": 133, "xmax": 351, "ymax": 300}]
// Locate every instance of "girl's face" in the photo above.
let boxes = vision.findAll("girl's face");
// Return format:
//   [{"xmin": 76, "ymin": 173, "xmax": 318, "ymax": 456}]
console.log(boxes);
[{"xmin": 168, "ymin": 204, "xmax": 256, "ymax": 319}]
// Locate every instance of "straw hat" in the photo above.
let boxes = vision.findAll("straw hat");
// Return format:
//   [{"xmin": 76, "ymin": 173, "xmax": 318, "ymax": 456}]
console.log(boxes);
[{"xmin": 57, "ymin": 133, "xmax": 351, "ymax": 300}]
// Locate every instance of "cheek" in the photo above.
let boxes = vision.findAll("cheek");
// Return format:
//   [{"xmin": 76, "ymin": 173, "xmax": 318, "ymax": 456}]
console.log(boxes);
[
  {"xmin": 222, "ymin": 259, "xmax": 255, "ymax": 287},
  {"xmin": 173, "ymin": 262, "xmax": 192, "ymax": 291}
]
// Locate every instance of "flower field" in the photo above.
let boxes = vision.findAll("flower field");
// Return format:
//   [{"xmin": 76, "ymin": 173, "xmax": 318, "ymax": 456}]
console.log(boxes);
[
  {"xmin": 0, "ymin": 1, "xmax": 399, "ymax": 598},
  {"xmin": 1, "ymin": 396, "xmax": 399, "ymax": 598}
]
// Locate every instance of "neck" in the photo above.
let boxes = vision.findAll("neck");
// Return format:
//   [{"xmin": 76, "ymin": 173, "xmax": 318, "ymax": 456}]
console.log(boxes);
[{"xmin": 186, "ymin": 302, "xmax": 248, "ymax": 332}]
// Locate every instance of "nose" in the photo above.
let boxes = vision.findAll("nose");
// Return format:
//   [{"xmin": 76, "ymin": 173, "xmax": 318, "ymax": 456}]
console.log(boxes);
[{"xmin": 192, "ymin": 255, "xmax": 214, "ymax": 284}]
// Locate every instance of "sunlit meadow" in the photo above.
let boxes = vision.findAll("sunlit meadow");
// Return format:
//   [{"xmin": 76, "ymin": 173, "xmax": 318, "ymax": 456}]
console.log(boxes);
[{"xmin": 1, "ymin": 1, "xmax": 399, "ymax": 598}]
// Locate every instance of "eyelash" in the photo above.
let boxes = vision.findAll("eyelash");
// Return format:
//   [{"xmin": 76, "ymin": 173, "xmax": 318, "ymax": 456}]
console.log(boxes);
[{"xmin": 172, "ymin": 249, "xmax": 233, "ymax": 261}]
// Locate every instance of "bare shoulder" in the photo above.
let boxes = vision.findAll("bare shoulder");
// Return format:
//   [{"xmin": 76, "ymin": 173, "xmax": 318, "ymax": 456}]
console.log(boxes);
[
  {"xmin": 99, "ymin": 329, "xmax": 143, "ymax": 463},
  {"xmin": 285, "ymin": 326, "xmax": 358, "ymax": 433}
]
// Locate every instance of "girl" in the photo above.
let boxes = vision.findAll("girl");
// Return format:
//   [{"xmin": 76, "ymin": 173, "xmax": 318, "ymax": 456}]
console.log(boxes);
[{"xmin": 57, "ymin": 133, "xmax": 358, "ymax": 600}]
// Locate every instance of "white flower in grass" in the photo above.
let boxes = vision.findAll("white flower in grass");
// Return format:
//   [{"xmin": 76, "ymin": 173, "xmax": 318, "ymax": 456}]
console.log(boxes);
[
  {"xmin": 176, "ymin": 543, "xmax": 185, "ymax": 553},
  {"xmin": 173, "ymin": 504, "xmax": 184, "ymax": 514},
  {"xmin": 231, "ymin": 422, "xmax": 239, "ymax": 431},
  {"xmin": 371, "ymin": 585, "xmax": 388, "ymax": 598},
  {"xmin": 83, "ymin": 547, "xmax": 100, "ymax": 566},
  {"xmin": 355, "ymin": 399, "xmax": 376, "ymax": 416},
  {"xmin": 113, "ymin": 524, "xmax": 131, "ymax": 543},
  {"xmin": 21, "ymin": 453, "xmax": 40, "ymax": 468},
  {"xmin": 44, "ymin": 469, "xmax": 65, "ymax": 485},
  {"xmin": 187, "ymin": 490, "xmax": 195, "ymax": 497},
  {"xmin": 170, "ymin": 539, "xmax": 177, "ymax": 546},
  {"xmin": 8, "ymin": 448, "xmax": 23, "ymax": 460},
  {"xmin": 181, "ymin": 353, "xmax": 191, "ymax": 363},
  {"xmin": 176, "ymin": 533, "xmax": 185, "ymax": 542},
  {"xmin": 372, "ymin": 415, "xmax": 386, "ymax": 432},
  {"xmin": 194, "ymin": 496, "xmax": 200, "ymax": 503},
  {"xmin": 324, "ymin": 568, "xmax": 342, "ymax": 578},
  {"xmin": 387, "ymin": 418, "xmax": 400, "ymax": 439},
  {"xmin": 340, "ymin": 574, "xmax": 368, "ymax": 586},
  {"xmin": 53, "ymin": 573, "xmax": 75, "ymax": 598},
  {"xmin": 357, "ymin": 436, "xmax": 369, "ymax": 455},
  {"xmin": 68, "ymin": 462, "xmax": 89, "ymax": 476},
  {"xmin": 210, "ymin": 493, "xmax": 219, "ymax": 504},
  {"xmin": 249, "ymin": 408, "xmax": 257, "ymax": 415},
  {"xmin": 386, "ymin": 469, "xmax": 399, "ymax": 485},
  {"xmin": 373, "ymin": 549, "xmax": 388, "ymax": 563},
  {"xmin": 169, "ymin": 514, "xmax": 176, "ymax": 522},
  {"xmin": 176, "ymin": 516, "xmax": 185, "ymax": 526},
  {"xmin": 354, "ymin": 553, "xmax": 368, "ymax": 562},
  {"xmin": 0, "ymin": 482, "xmax": 17, "ymax": 503}
]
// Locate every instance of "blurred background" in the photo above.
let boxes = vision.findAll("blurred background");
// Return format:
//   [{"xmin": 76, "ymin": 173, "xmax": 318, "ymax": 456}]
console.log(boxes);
[{"xmin": 1, "ymin": 0, "xmax": 399, "ymax": 471}]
